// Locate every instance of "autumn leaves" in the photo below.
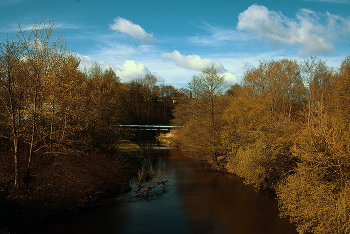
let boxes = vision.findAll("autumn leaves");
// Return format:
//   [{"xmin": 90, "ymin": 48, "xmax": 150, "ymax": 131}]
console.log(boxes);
[{"xmin": 172, "ymin": 57, "xmax": 350, "ymax": 234}]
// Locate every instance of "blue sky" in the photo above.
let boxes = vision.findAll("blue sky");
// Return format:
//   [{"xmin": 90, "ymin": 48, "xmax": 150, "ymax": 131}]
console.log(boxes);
[{"xmin": 1, "ymin": 0, "xmax": 349, "ymax": 87}]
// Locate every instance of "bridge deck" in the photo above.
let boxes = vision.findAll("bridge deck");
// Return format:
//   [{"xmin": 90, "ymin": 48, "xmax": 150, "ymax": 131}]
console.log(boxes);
[{"xmin": 118, "ymin": 125, "xmax": 183, "ymax": 130}]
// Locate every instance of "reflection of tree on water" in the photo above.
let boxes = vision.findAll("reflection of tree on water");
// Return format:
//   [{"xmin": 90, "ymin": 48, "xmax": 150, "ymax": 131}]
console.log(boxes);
[
  {"xmin": 133, "ymin": 180, "xmax": 169, "ymax": 201},
  {"xmin": 131, "ymin": 161, "xmax": 172, "ymax": 201}
]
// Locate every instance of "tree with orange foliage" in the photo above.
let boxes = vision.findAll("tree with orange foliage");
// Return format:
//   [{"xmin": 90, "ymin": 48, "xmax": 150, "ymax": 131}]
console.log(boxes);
[
  {"xmin": 277, "ymin": 56, "xmax": 350, "ymax": 234},
  {"xmin": 173, "ymin": 64, "xmax": 228, "ymax": 169},
  {"xmin": 223, "ymin": 59, "xmax": 307, "ymax": 189}
]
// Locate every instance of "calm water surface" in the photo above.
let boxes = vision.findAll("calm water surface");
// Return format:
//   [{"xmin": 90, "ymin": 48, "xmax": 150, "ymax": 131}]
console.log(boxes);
[{"xmin": 27, "ymin": 140, "xmax": 297, "ymax": 234}]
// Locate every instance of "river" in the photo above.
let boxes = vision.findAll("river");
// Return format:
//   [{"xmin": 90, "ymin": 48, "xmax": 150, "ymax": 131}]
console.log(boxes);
[{"xmin": 25, "ymin": 139, "xmax": 297, "ymax": 234}]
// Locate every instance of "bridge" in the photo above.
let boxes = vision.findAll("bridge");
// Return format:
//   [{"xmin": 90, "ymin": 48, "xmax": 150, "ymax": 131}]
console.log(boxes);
[{"xmin": 118, "ymin": 125, "xmax": 183, "ymax": 132}]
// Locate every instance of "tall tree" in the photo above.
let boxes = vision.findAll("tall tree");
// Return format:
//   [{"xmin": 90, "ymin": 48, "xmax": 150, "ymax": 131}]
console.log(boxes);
[
  {"xmin": 82, "ymin": 64, "xmax": 126, "ymax": 146},
  {"xmin": 277, "ymin": 104, "xmax": 350, "ymax": 234},
  {"xmin": 17, "ymin": 19, "xmax": 70, "ymax": 181},
  {"xmin": 243, "ymin": 59, "xmax": 307, "ymax": 119},
  {"xmin": 158, "ymin": 84, "xmax": 177, "ymax": 123},
  {"xmin": 0, "ymin": 19, "xmax": 93, "ymax": 187},
  {"xmin": 125, "ymin": 78, "xmax": 145, "ymax": 124},
  {"xmin": 302, "ymin": 57, "xmax": 334, "ymax": 123},
  {"xmin": 0, "ymin": 40, "xmax": 27, "ymax": 187},
  {"xmin": 276, "ymin": 57, "xmax": 350, "ymax": 233},
  {"xmin": 0, "ymin": 19, "xmax": 72, "ymax": 186},
  {"xmin": 223, "ymin": 59, "xmax": 307, "ymax": 189},
  {"xmin": 142, "ymin": 75, "xmax": 157, "ymax": 124},
  {"xmin": 332, "ymin": 57, "xmax": 350, "ymax": 123},
  {"xmin": 173, "ymin": 64, "xmax": 228, "ymax": 168}
]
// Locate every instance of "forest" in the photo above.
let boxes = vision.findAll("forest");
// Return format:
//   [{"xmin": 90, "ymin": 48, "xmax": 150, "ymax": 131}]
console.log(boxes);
[
  {"xmin": 1, "ymin": 20, "xmax": 350, "ymax": 234},
  {"xmin": 0, "ymin": 20, "xmax": 180, "ymax": 225},
  {"xmin": 172, "ymin": 57, "xmax": 350, "ymax": 234}
]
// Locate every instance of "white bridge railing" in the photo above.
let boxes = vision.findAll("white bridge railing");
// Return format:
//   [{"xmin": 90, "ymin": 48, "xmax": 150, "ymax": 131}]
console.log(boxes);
[{"xmin": 118, "ymin": 125, "xmax": 183, "ymax": 131}]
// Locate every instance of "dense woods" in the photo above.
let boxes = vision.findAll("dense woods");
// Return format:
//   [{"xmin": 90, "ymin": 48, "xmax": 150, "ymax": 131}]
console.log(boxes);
[
  {"xmin": 172, "ymin": 56, "xmax": 350, "ymax": 234},
  {"xmin": 0, "ymin": 20, "xmax": 179, "ymax": 225}
]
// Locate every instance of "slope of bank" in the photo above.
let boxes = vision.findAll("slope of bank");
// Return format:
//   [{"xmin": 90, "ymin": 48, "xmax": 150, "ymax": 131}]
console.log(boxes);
[{"xmin": 0, "ymin": 140, "xmax": 144, "ymax": 231}]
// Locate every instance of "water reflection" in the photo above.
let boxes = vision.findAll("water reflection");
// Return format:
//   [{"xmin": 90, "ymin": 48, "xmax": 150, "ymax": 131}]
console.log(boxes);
[
  {"xmin": 25, "ymin": 141, "xmax": 296, "ymax": 234},
  {"xmin": 168, "ymin": 147, "xmax": 296, "ymax": 234}
]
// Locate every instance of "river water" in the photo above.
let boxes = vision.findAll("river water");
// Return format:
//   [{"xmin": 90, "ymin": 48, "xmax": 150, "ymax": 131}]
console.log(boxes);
[{"xmin": 26, "ymin": 140, "xmax": 297, "ymax": 234}]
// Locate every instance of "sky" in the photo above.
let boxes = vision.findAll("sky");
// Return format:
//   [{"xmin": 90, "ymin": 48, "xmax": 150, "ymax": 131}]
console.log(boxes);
[{"xmin": 0, "ymin": 0, "xmax": 349, "ymax": 87}]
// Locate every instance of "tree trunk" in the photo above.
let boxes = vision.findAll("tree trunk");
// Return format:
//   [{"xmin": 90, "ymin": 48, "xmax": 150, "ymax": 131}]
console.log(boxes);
[
  {"xmin": 13, "ymin": 135, "xmax": 19, "ymax": 188},
  {"xmin": 26, "ymin": 74, "xmax": 39, "ymax": 181}
]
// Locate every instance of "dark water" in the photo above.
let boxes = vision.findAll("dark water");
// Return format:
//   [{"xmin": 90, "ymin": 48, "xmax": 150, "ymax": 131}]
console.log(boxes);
[{"xmin": 25, "ymin": 140, "xmax": 297, "ymax": 234}]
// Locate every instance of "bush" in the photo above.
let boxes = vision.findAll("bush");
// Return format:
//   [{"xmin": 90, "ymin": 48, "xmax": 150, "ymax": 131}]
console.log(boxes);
[
  {"xmin": 112, "ymin": 140, "xmax": 144, "ymax": 165},
  {"xmin": 277, "ymin": 170, "xmax": 350, "ymax": 234},
  {"xmin": 1, "ymin": 148, "xmax": 132, "ymax": 227},
  {"xmin": 226, "ymin": 137, "xmax": 297, "ymax": 190},
  {"xmin": 226, "ymin": 140, "xmax": 268, "ymax": 189}
]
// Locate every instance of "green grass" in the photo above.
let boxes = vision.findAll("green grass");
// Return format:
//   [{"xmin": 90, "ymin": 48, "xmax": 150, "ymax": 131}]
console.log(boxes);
[{"xmin": 113, "ymin": 140, "xmax": 144, "ymax": 165}]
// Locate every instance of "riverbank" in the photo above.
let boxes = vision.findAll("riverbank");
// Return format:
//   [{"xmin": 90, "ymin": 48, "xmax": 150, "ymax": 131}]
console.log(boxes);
[
  {"xmin": 156, "ymin": 131, "xmax": 175, "ymax": 145},
  {"xmin": 0, "ymin": 140, "xmax": 144, "ymax": 232},
  {"xmin": 160, "ymin": 130, "xmax": 282, "ymax": 194},
  {"xmin": 19, "ymin": 138, "xmax": 297, "ymax": 234}
]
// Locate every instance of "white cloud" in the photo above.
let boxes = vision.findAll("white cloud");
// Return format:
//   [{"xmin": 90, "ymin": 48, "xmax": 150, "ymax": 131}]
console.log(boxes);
[
  {"xmin": 302, "ymin": 0, "xmax": 350, "ymax": 4},
  {"xmin": 222, "ymin": 71, "xmax": 238, "ymax": 85},
  {"xmin": 326, "ymin": 12, "xmax": 350, "ymax": 36},
  {"xmin": 160, "ymin": 50, "xmax": 237, "ymax": 84},
  {"xmin": 0, "ymin": 0, "xmax": 25, "ymax": 7},
  {"xmin": 237, "ymin": 4, "xmax": 350, "ymax": 56},
  {"xmin": 54, "ymin": 22, "xmax": 81, "ymax": 30},
  {"xmin": 75, "ymin": 53, "xmax": 94, "ymax": 67},
  {"xmin": 112, "ymin": 60, "xmax": 154, "ymax": 82},
  {"xmin": 189, "ymin": 23, "xmax": 239, "ymax": 46},
  {"xmin": 96, "ymin": 43, "xmax": 139, "ymax": 57},
  {"xmin": 109, "ymin": 17, "xmax": 154, "ymax": 44},
  {"xmin": 75, "ymin": 53, "xmax": 155, "ymax": 82},
  {"xmin": 160, "ymin": 50, "xmax": 225, "ymax": 71},
  {"xmin": 0, "ymin": 20, "xmax": 81, "ymax": 33}
]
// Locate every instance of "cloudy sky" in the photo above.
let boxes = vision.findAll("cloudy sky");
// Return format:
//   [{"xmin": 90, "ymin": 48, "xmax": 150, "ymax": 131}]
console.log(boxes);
[{"xmin": 1, "ymin": 0, "xmax": 349, "ymax": 86}]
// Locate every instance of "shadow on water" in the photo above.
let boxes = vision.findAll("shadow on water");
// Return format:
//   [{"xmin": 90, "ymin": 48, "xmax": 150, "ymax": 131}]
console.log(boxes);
[{"xmin": 21, "ymin": 139, "xmax": 297, "ymax": 234}]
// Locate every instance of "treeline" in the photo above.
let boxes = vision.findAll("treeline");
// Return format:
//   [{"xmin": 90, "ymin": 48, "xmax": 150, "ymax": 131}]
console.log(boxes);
[
  {"xmin": 172, "ymin": 58, "xmax": 350, "ymax": 234},
  {"xmin": 0, "ymin": 20, "xmax": 179, "ymax": 222}
]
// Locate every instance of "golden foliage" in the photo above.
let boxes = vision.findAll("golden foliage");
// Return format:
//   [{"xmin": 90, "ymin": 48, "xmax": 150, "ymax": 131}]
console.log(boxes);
[
  {"xmin": 174, "ymin": 57, "xmax": 350, "ymax": 233},
  {"xmin": 172, "ymin": 65, "xmax": 228, "ymax": 168}
]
